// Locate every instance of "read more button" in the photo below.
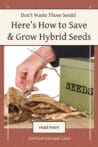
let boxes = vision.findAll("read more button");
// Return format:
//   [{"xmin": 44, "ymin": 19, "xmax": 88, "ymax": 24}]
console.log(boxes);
[{"xmin": 32, "ymin": 122, "xmax": 66, "ymax": 133}]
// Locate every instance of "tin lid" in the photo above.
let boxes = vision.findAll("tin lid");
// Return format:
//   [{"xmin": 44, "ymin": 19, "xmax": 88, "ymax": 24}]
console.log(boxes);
[{"xmin": 60, "ymin": 58, "xmax": 94, "ymax": 71}]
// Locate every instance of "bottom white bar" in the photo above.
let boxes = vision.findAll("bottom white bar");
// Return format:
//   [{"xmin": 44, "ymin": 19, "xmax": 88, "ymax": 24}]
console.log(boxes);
[{"xmin": 32, "ymin": 122, "xmax": 66, "ymax": 133}]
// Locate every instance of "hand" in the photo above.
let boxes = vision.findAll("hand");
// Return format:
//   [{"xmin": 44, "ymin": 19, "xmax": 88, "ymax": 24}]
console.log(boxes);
[{"xmin": 15, "ymin": 46, "xmax": 56, "ymax": 91}]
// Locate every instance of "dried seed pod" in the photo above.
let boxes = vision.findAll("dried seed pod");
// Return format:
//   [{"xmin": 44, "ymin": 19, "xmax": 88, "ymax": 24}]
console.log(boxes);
[
  {"xmin": 4, "ymin": 111, "xmax": 31, "ymax": 125},
  {"xmin": 8, "ymin": 103, "xmax": 21, "ymax": 113},
  {"xmin": 28, "ymin": 94, "xmax": 71, "ymax": 113},
  {"xmin": 31, "ymin": 108, "xmax": 58, "ymax": 114},
  {"xmin": 4, "ymin": 87, "xmax": 87, "ymax": 125},
  {"xmin": 44, "ymin": 112, "xmax": 87, "ymax": 121},
  {"xmin": 7, "ymin": 87, "xmax": 24, "ymax": 105}
]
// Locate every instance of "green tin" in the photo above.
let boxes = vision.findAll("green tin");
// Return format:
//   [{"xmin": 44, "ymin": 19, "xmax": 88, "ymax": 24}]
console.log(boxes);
[{"xmin": 60, "ymin": 58, "xmax": 94, "ymax": 116}]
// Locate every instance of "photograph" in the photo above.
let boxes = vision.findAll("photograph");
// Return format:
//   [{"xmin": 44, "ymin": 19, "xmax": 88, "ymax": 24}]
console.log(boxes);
[{"xmin": 4, "ymin": 45, "xmax": 94, "ymax": 129}]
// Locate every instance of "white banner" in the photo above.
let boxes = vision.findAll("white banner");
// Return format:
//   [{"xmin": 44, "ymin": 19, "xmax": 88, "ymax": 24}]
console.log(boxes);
[
  {"xmin": 32, "ymin": 122, "xmax": 66, "ymax": 133},
  {"xmin": 0, "ymin": 9, "xmax": 98, "ymax": 45}
]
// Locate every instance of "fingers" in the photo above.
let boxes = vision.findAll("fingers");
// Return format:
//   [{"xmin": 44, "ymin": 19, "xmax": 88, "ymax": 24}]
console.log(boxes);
[
  {"xmin": 15, "ymin": 52, "xmax": 48, "ymax": 91},
  {"xmin": 16, "ymin": 66, "xmax": 47, "ymax": 92},
  {"xmin": 15, "ymin": 71, "xmax": 26, "ymax": 90},
  {"xmin": 26, "ymin": 70, "xmax": 47, "ymax": 90},
  {"xmin": 34, "ymin": 70, "xmax": 47, "ymax": 83},
  {"xmin": 32, "ymin": 86, "xmax": 39, "ymax": 91},
  {"xmin": 30, "ymin": 73, "xmax": 47, "ymax": 92},
  {"xmin": 34, "ymin": 70, "xmax": 42, "ymax": 82},
  {"xmin": 26, "ymin": 70, "xmax": 35, "ymax": 90},
  {"xmin": 36, "ymin": 73, "xmax": 47, "ymax": 82}
]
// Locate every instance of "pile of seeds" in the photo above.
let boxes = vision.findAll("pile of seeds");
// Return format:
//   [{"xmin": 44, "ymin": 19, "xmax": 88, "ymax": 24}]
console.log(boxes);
[{"xmin": 4, "ymin": 87, "xmax": 87, "ymax": 124}]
